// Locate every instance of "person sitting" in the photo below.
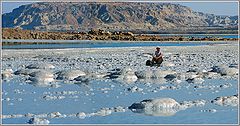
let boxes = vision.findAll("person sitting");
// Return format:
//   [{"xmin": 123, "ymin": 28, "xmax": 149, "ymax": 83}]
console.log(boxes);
[{"xmin": 152, "ymin": 47, "xmax": 163, "ymax": 67}]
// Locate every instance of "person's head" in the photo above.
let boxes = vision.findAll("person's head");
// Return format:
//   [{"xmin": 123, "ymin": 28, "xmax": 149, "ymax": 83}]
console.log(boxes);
[{"xmin": 156, "ymin": 47, "xmax": 160, "ymax": 51}]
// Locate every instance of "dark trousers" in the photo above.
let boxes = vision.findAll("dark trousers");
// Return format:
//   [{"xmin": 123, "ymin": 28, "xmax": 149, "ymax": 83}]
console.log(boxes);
[{"xmin": 152, "ymin": 57, "xmax": 163, "ymax": 65}]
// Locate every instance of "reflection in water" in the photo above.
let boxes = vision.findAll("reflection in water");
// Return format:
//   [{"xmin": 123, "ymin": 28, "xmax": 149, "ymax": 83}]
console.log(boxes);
[
  {"xmin": 128, "ymin": 98, "xmax": 185, "ymax": 117},
  {"xmin": 27, "ymin": 77, "xmax": 57, "ymax": 88},
  {"xmin": 130, "ymin": 107, "xmax": 178, "ymax": 116}
]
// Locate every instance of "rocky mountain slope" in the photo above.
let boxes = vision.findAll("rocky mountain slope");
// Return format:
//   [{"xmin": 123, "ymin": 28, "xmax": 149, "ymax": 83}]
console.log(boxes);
[{"xmin": 2, "ymin": 2, "xmax": 238, "ymax": 32}]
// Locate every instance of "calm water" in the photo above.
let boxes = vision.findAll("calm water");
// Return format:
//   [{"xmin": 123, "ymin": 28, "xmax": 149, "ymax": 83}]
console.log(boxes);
[
  {"xmin": 2, "ymin": 77, "xmax": 238, "ymax": 124},
  {"xmin": 3, "ymin": 34, "xmax": 238, "ymax": 49},
  {"xmin": 2, "ymin": 41, "xmax": 230, "ymax": 49},
  {"xmin": 148, "ymin": 34, "xmax": 239, "ymax": 39}
]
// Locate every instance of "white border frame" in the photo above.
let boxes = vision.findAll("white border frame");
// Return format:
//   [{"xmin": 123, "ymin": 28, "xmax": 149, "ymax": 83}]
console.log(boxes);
[{"xmin": 0, "ymin": 0, "xmax": 239, "ymax": 125}]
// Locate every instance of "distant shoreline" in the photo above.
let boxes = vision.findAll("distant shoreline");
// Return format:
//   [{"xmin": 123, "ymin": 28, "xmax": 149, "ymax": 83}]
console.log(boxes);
[{"xmin": 2, "ymin": 28, "xmax": 238, "ymax": 46}]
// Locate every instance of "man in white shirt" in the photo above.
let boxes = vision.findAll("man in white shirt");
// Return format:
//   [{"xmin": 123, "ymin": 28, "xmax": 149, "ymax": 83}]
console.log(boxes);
[{"xmin": 152, "ymin": 47, "xmax": 163, "ymax": 67}]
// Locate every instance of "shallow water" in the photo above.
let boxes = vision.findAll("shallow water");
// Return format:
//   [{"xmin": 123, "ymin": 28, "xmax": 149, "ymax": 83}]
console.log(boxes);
[
  {"xmin": 2, "ymin": 41, "xmax": 230, "ymax": 49},
  {"xmin": 2, "ymin": 44, "xmax": 238, "ymax": 124},
  {"xmin": 2, "ymin": 75, "xmax": 238, "ymax": 124}
]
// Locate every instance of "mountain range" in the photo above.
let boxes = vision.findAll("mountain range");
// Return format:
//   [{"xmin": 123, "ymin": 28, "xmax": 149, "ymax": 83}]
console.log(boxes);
[{"xmin": 2, "ymin": 2, "xmax": 238, "ymax": 32}]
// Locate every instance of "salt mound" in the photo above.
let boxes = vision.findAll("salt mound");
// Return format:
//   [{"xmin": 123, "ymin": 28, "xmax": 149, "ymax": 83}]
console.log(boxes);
[
  {"xmin": 106, "ymin": 68, "xmax": 138, "ymax": 83},
  {"xmin": 29, "ymin": 70, "xmax": 54, "ymax": 78},
  {"xmin": 14, "ymin": 69, "xmax": 38, "ymax": 76},
  {"xmin": 211, "ymin": 95, "xmax": 238, "ymax": 106},
  {"xmin": 210, "ymin": 65, "xmax": 238, "ymax": 76},
  {"xmin": 27, "ymin": 117, "xmax": 50, "ymax": 124},
  {"xmin": 28, "ymin": 70, "xmax": 54, "ymax": 86},
  {"xmin": 118, "ymin": 68, "xmax": 138, "ymax": 83},
  {"xmin": 186, "ymin": 77, "xmax": 204, "ymax": 84},
  {"xmin": 2, "ymin": 69, "xmax": 13, "ymax": 79},
  {"xmin": 135, "ymin": 69, "xmax": 176, "ymax": 79},
  {"xmin": 129, "ymin": 98, "xmax": 181, "ymax": 116},
  {"xmin": 56, "ymin": 70, "xmax": 86, "ymax": 80},
  {"xmin": 26, "ymin": 63, "xmax": 55, "ymax": 69}
]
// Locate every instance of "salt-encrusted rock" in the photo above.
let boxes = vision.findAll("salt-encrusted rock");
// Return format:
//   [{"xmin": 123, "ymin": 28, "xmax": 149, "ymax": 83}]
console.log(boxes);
[
  {"xmin": 48, "ymin": 112, "xmax": 62, "ymax": 118},
  {"xmin": 135, "ymin": 69, "xmax": 153, "ymax": 79},
  {"xmin": 56, "ymin": 70, "xmax": 86, "ymax": 80},
  {"xmin": 129, "ymin": 98, "xmax": 182, "ymax": 116},
  {"xmin": 179, "ymin": 99, "xmax": 206, "ymax": 109},
  {"xmin": 27, "ymin": 70, "xmax": 54, "ymax": 86},
  {"xmin": 110, "ymin": 106, "xmax": 126, "ymax": 112},
  {"xmin": 74, "ymin": 76, "xmax": 90, "ymax": 83},
  {"xmin": 211, "ymin": 95, "xmax": 238, "ymax": 106},
  {"xmin": 95, "ymin": 108, "xmax": 112, "ymax": 116},
  {"xmin": 26, "ymin": 63, "xmax": 55, "ymax": 69},
  {"xmin": 186, "ymin": 77, "xmax": 204, "ymax": 84},
  {"xmin": 2, "ymin": 69, "xmax": 13, "ymax": 79},
  {"xmin": 76, "ymin": 112, "xmax": 86, "ymax": 119},
  {"xmin": 14, "ymin": 69, "xmax": 38, "ymax": 75},
  {"xmin": 210, "ymin": 65, "xmax": 238, "ymax": 76},
  {"xmin": 152, "ymin": 70, "xmax": 176, "ymax": 79},
  {"xmin": 164, "ymin": 74, "xmax": 177, "ymax": 81},
  {"xmin": 127, "ymin": 86, "xmax": 143, "ymax": 92},
  {"xmin": 27, "ymin": 117, "xmax": 50, "ymax": 124},
  {"xmin": 29, "ymin": 70, "xmax": 54, "ymax": 78},
  {"xmin": 135, "ymin": 69, "xmax": 176, "ymax": 79},
  {"xmin": 118, "ymin": 68, "xmax": 138, "ymax": 82},
  {"xmin": 107, "ymin": 68, "xmax": 138, "ymax": 83}
]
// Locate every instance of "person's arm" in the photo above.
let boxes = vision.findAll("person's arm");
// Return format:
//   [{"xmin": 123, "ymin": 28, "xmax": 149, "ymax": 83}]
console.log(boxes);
[{"xmin": 156, "ymin": 53, "xmax": 163, "ymax": 59}]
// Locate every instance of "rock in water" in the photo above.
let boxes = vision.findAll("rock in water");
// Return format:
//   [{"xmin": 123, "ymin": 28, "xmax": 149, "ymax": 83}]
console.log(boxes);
[
  {"xmin": 129, "ymin": 98, "xmax": 181, "ymax": 116},
  {"xmin": 14, "ymin": 69, "xmax": 38, "ymax": 76},
  {"xmin": 27, "ymin": 70, "xmax": 54, "ymax": 86},
  {"xmin": 135, "ymin": 69, "xmax": 176, "ymax": 79},
  {"xmin": 210, "ymin": 65, "xmax": 238, "ymax": 76},
  {"xmin": 118, "ymin": 68, "xmax": 138, "ymax": 83},
  {"xmin": 56, "ymin": 70, "xmax": 86, "ymax": 80},
  {"xmin": 27, "ymin": 117, "xmax": 50, "ymax": 124},
  {"xmin": 211, "ymin": 95, "xmax": 238, "ymax": 106},
  {"xmin": 26, "ymin": 63, "xmax": 55, "ymax": 69}
]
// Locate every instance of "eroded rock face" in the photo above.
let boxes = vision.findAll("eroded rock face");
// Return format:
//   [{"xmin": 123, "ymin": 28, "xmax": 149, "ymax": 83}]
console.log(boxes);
[
  {"xmin": 56, "ymin": 70, "xmax": 86, "ymax": 80},
  {"xmin": 3, "ymin": 2, "xmax": 238, "ymax": 32},
  {"xmin": 211, "ymin": 95, "xmax": 238, "ymax": 106}
]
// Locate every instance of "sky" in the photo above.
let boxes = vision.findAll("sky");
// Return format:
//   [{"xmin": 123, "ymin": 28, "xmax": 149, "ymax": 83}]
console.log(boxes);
[{"xmin": 1, "ymin": 1, "xmax": 239, "ymax": 16}]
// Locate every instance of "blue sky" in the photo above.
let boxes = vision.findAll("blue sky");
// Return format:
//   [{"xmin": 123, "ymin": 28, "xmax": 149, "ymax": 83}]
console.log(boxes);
[{"xmin": 1, "ymin": 1, "xmax": 239, "ymax": 16}]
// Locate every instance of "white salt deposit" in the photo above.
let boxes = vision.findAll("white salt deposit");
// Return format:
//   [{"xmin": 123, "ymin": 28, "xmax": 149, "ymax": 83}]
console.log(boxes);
[
  {"xmin": 26, "ymin": 63, "xmax": 55, "ymax": 69},
  {"xmin": 56, "ymin": 70, "xmax": 86, "ymax": 80},
  {"xmin": 28, "ymin": 117, "xmax": 50, "ymax": 124}
]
